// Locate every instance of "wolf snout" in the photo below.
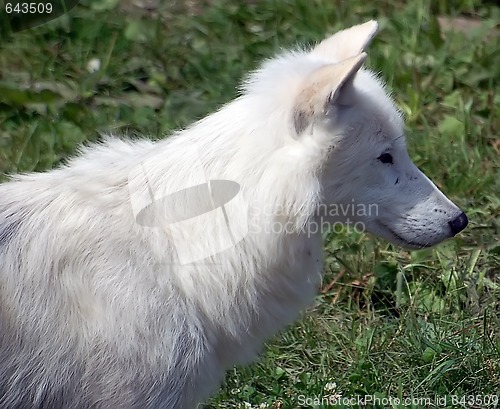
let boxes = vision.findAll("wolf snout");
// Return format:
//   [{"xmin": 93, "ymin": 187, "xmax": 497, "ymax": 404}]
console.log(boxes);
[{"xmin": 448, "ymin": 211, "xmax": 468, "ymax": 236}]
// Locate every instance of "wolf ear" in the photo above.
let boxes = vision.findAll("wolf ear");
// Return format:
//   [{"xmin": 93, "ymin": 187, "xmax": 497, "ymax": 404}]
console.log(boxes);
[
  {"xmin": 312, "ymin": 20, "xmax": 378, "ymax": 61},
  {"xmin": 293, "ymin": 53, "xmax": 367, "ymax": 134}
]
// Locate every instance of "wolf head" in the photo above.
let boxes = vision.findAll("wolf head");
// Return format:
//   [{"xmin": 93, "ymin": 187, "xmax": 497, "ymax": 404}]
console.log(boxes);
[
  {"xmin": 301, "ymin": 21, "xmax": 468, "ymax": 249},
  {"xmin": 244, "ymin": 21, "xmax": 467, "ymax": 249}
]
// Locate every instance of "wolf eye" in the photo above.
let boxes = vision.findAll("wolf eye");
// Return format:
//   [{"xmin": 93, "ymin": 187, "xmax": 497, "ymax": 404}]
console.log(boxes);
[{"xmin": 378, "ymin": 153, "xmax": 393, "ymax": 164}]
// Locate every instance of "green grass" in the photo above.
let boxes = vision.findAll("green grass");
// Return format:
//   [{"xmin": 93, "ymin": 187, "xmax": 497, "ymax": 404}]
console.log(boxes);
[{"xmin": 0, "ymin": 0, "xmax": 499, "ymax": 408}]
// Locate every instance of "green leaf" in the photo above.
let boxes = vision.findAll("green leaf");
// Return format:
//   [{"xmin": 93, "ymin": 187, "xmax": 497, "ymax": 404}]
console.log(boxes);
[
  {"xmin": 438, "ymin": 115, "xmax": 463, "ymax": 136},
  {"xmin": 90, "ymin": 0, "xmax": 120, "ymax": 12},
  {"xmin": 124, "ymin": 20, "xmax": 156, "ymax": 43},
  {"xmin": 0, "ymin": 83, "xmax": 31, "ymax": 105},
  {"xmin": 428, "ymin": 16, "xmax": 444, "ymax": 49},
  {"xmin": 422, "ymin": 346, "xmax": 438, "ymax": 363}
]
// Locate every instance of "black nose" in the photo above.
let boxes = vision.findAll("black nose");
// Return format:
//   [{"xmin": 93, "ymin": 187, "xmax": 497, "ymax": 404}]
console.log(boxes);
[{"xmin": 448, "ymin": 212, "xmax": 468, "ymax": 236}]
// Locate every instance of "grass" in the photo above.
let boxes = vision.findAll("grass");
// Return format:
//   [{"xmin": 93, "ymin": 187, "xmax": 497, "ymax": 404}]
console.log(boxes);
[{"xmin": 0, "ymin": 0, "xmax": 499, "ymax": 407}]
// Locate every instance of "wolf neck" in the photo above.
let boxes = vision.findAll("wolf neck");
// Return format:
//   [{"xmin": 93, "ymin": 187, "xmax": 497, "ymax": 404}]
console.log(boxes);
[{"xmin": 145, "ymin": 97, "xmax": 324, "ymax": 357}]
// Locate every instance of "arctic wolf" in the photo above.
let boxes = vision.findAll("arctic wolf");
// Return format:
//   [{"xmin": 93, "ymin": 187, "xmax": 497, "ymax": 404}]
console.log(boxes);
[{"xmin": 0, "ymin": 21, "xmax": 467, "ymax": 408}]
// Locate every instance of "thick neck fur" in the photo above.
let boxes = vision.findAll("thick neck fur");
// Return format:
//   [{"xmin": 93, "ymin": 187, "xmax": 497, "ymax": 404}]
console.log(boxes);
[{"xmin": 123, "ymin": 89, "xmax": 326, "ymax": 360}]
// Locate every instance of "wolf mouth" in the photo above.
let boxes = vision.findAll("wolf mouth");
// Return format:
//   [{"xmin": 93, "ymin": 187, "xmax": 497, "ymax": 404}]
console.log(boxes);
[{"xmin": 376, "ymin": 222, "xmax": 434, "ymax": 250}]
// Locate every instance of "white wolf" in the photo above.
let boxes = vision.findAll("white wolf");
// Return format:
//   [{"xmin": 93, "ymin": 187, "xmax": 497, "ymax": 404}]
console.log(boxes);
[{"xmin": 0, "ymin": 21, "xmax": 467, "ymax": 408}]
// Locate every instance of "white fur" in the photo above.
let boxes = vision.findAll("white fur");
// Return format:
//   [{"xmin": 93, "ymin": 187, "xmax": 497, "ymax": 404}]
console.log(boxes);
[{"xmin": 0, "ymin": 21, "xmax": 466, "ymax": 408}]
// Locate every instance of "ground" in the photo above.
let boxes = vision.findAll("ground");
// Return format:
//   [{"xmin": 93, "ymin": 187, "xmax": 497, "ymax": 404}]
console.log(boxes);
[{"xmin": 0, "ymin": 0, "xmax": 498, "ymax": 408}]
